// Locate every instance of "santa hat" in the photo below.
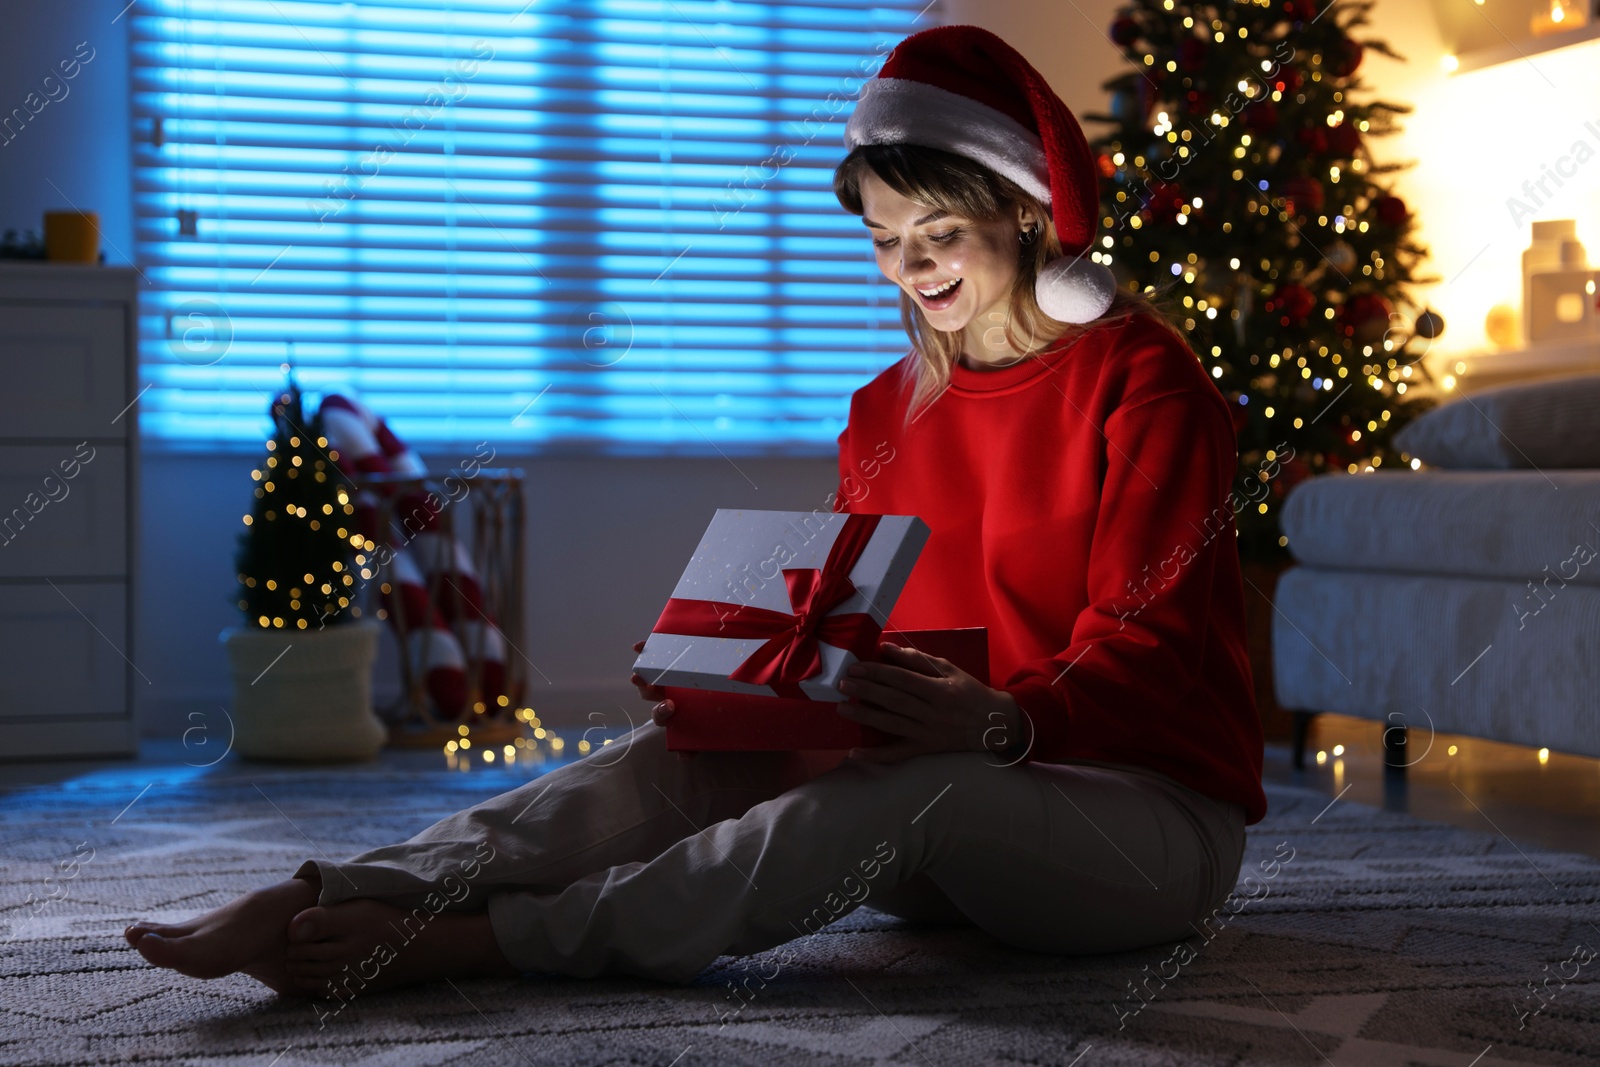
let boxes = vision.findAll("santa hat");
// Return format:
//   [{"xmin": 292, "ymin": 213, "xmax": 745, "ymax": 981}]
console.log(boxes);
[{"xmin": 843, "ymin": 25, "xmax": 1117, "ymax": 324}]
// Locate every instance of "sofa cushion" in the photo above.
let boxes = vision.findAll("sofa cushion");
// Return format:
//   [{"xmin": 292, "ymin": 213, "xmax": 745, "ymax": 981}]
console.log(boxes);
[
  {"xmin": 1393, "ymin": 371, "xmax": 1600, "ymax": 469},
  {"xmin": 1272, "ymin": 566, "xmax": 1600, "ymax": 759},
  {"xmin": 1281, "ymin": 470, "xmax": 1600, "ymax": 584}
]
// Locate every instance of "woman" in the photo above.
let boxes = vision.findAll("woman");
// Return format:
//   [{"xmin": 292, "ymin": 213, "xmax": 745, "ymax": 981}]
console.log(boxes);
[{"xmin": 124, "ymin": 25, "xmax": 1265, "ymax": 999}]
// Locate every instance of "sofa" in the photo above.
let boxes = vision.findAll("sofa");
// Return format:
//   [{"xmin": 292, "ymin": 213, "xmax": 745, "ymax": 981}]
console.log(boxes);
[{"xmin": 1272, "ymin": 372, "xmax": 1600, "ymax": 770}]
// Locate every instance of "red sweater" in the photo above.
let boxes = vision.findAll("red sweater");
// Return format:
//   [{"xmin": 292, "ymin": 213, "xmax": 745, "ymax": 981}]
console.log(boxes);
[{"xmin": 834, "ymin": 312, "xmax": 1266, "ymax": 824}]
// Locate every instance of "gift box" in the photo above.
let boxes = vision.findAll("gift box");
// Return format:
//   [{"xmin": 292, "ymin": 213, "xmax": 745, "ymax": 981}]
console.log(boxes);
[
  {"xmin": 662, "ymin": 626, "xmax": 990, "ymax": 751},
  {"xmin": 633, "ymin": 509, "xmax": 931, "ymax": 700}
]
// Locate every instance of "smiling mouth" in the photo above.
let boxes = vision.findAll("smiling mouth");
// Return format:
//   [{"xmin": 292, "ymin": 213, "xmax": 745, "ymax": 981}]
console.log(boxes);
[{"xmin": 913, "ymin": 277, "xmax": 962, "ymax": 308}]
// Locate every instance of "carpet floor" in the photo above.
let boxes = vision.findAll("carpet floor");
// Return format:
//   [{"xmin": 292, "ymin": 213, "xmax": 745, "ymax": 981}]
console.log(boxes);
[{"xmin": 1, "ymin": 756, "xmax": 1596, "ymax": 1066}]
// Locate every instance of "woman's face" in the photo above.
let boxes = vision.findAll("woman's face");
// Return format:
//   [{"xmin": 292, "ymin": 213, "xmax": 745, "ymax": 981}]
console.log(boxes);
[{"xmin": 858, "ymin": 169, "xmax": 1034, "ymax": 337}]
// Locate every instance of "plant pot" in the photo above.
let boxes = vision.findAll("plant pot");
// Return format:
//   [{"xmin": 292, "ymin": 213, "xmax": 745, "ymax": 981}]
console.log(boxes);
[{"xmin": 221, "ymin": 619, "xmax": 387, "ymax": 761}]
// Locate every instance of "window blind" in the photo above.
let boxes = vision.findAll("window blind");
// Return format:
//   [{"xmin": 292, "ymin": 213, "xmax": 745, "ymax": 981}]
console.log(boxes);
[{"xmin": 130, "ymin": 0, "xmax": 937, "ymax": 454}]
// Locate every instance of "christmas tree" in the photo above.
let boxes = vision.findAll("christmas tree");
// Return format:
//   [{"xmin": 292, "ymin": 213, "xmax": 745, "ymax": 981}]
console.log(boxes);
[
  {"xmin": 1083, "ymin": 0, "xmax": 1443, "ymax": 561},
  {"xmin": 234, "ymin": 373, "xmax": 362, "ymax": 630}
]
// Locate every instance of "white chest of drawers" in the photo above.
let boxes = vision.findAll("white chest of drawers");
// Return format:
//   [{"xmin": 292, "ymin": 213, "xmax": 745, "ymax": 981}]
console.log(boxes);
[{"xmin": 0, "ymin": 264, "xmax": 140, "ymax": 760}]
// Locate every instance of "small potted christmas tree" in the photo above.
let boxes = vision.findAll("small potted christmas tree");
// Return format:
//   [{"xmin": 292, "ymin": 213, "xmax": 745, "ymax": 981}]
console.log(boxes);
[{"xmin": 221, "ymin": 372, "xmax": 387, "ymax": 760}]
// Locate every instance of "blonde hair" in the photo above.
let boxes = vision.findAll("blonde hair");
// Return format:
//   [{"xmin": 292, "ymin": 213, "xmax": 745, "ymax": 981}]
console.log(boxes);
[{"xmin": 833, "ymin": 143, "xmax": 1185, "ymax": 428}]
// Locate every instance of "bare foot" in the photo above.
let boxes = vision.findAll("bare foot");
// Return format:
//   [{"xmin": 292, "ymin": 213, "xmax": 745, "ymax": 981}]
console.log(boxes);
[
  {"xmin": 125, "ymin": 876, "xmax": 320, "ymax": 995},
  {"xmin": 284, "ymin": 899, "xmax": 518, "ymax": 1002}
]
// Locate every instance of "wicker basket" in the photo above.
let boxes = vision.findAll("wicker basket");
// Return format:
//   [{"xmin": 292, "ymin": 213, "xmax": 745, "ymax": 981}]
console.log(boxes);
[{"xmin": 222, "ymin": 619, "xmax": 387, "ymax": 761}]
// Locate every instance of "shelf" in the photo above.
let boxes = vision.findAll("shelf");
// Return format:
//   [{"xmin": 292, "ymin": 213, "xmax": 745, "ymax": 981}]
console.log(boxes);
[
  {"xmin": 1453, "ymin": 19, "xmax": 1600, "ymax": 73},
  {"xmin": 1425, "ymin": 335, "xmax": 1600, "ymax": 394}
]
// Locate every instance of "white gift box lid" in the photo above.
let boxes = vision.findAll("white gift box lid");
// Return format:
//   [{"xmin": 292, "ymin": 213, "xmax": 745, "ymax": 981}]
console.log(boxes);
[{"xmin": 632, "ymin": 508, "xmax": 930, "ymax": 702}]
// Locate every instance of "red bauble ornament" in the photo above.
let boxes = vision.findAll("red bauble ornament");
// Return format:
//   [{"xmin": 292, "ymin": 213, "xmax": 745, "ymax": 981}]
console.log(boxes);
[
  {"xmin": 1337, "ymin": 293, "xmax": 1394, "ymax": 343},
  {"xmin": 1185, "ymin": 87, "xmax": 1213, "ymax": 113},
  {"xmin": 1284, "ymin": 0, "xmax": 1318, "ymax": 21},
  {"xmin": 1296, "ymin": 124, "xmax": 1329, "ymax": 154},
  {"xmin": 1177, "ymin": 37, "xmax": 1208, "ymax": 72},
  {"xmin": 1097, "ymin": 152, "xmax": 1117, "ymax": 179},
  {"xmin": 1245, "ymin": 101, "xmax": 1280, "ymax": 133},
  {"xmin": 1284, "ymin": 176, "xmax": 1325, "ymax": 217},
  {"xmin": 1333, "ymin": 38, "xmax": 1364, "ymax": 77},
  {"xmin": 1326, "ymin": 123, "xmax": 1362, "ymax": 158},
  {"xmin": 1267, "ymin": 283, "xmax": 1317, "ymax": 326},
  {"xmin": 1275, "ymin": 67, "xmax": 1304, "ymax": 95},
  {"xmin": 1374, "ymin": 194, "xmax": 1409, "ymax": 227},
  {"xmin": 1110, "ymin": 15, "xmax": 1140, "ymax": 45},
  {"xmin": 1146, "ymin": 181, "xmax": 1186, "ymax": 222}
]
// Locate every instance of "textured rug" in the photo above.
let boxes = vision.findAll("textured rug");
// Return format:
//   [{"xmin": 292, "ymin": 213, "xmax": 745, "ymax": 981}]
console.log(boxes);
[{"xmin": 1, "ymin": 755, "xmax": 1597, "ymax": 1067}]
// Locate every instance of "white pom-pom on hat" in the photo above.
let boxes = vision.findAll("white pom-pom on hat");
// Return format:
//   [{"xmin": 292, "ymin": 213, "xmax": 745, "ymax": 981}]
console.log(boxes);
[
  {"xmin": 1037, "ymin": 255, "xmax": 1118, "ymax": 324},
  {"xmin": 844, "ymin": 25, "xmax": 1115, "ymax": 324}
]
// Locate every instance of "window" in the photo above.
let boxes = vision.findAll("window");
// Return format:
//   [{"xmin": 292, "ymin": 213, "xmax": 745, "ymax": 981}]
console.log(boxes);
[{"xmin": 131, "ymin": 0, "xmax": 935, "ymax": 454}]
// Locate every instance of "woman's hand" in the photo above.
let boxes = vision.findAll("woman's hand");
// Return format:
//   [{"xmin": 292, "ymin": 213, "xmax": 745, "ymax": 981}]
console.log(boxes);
[
  {"xmin": 630, "ymin": 638, "xmax": 676, "ymax": 727},
  {"xmin": 836, "ymin": 643, "xmax": 1031, "ymax": 764}
]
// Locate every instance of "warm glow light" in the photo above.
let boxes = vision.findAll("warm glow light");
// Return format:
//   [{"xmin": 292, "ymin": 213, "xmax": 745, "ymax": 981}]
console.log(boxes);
[
  {"xmin": 1539, "ymin": 747, "xmax": 1550, "ymax": 762},
  {"xmin": 1448, "ymin": 744, "xmax": 1458, "ymax": 756},
  {"xmin": 1332, "ymin": 744, "xmax": 1345, "ymax": 756},
  {"xmin": 1316, "ymin": 750, "xmax": 1328, "ymax": 764},
  {"xmin": 1440, "ymin": 54, "xmax": 1459, "ymax": 73},
  {"xmin": 1404, "ymin": 42, "xmax": 1600, "ymax": 356}
]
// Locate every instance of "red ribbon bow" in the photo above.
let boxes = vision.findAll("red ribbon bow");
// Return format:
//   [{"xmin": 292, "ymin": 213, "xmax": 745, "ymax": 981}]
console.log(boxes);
[{"xmin": 650, "ymin": 513, "xmax": 885, "ymax": 700}]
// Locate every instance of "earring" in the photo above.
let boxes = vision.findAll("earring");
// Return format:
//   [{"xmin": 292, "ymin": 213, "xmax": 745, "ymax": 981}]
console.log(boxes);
[{"xmin": 1019, "ymin": 226, "xmax": 1038, "ymax": 245}]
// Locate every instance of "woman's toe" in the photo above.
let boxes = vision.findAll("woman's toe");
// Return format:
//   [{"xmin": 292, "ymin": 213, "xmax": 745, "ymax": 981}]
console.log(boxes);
[
  {"xmin": 286, "ymin": 959, "xmax": 341, "ymax": 979},
  {"xmin": 287, "ymin": 906, "xmax": 329, "ymax": 943},
  {"xmin": 286, "ymin": 941, "xmax": 344, "ymax": 962},
  {"xmin": 132, "ymin": 931, "xmax": 174, "ymax": 966},
  {"xmin": 125, "ymin": 920, "xmax": 187, "ymax": 945},
  {"xmin": 294, "ymin": 973, "xmax": 338, "ymax": 997}
]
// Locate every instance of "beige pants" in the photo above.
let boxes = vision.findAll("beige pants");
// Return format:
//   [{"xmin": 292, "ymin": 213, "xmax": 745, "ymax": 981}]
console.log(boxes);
[{"xmin": 299, "ymin": 722, "xmax": 1247, "ymax": 983}]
